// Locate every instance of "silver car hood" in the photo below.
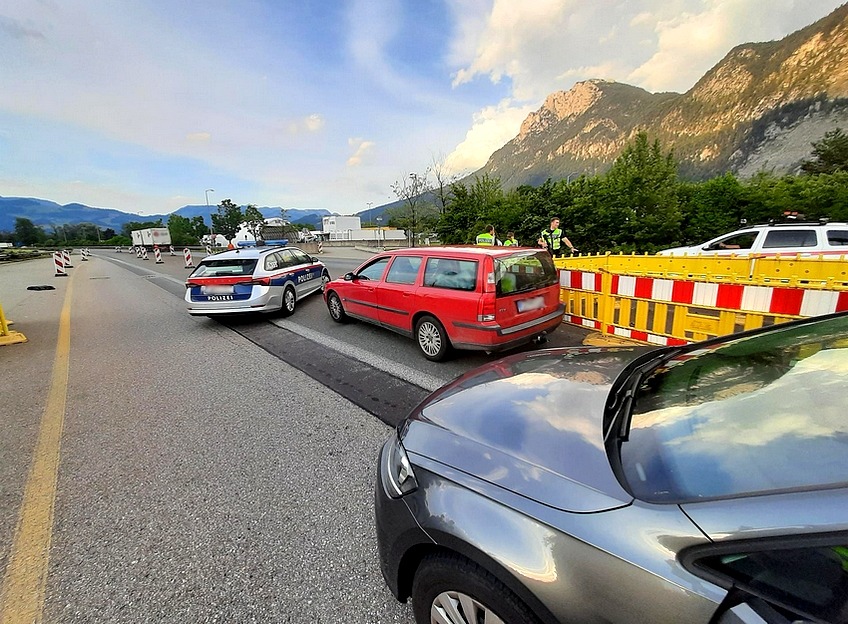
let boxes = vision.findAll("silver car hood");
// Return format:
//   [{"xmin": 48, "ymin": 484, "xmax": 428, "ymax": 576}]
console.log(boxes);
[{"xmin": 403, "ymin": 347, "xmax": 651, "ymax": 513}]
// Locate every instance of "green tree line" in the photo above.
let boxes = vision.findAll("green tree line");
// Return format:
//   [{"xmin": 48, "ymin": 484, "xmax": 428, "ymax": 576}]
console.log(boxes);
[{"xmin": 388, "ymin": 130, "xmax": 848, "ymax": 254}]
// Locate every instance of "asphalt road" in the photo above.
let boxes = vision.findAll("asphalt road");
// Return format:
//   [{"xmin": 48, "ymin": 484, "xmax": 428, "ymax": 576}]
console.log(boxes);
[
  {"xmin": 0, "ymin": 248, "xmax": 595, "ymax": 623},
  {"xmin": 0, "ymin": 254, "xmax": 415, "ymax": 623}
]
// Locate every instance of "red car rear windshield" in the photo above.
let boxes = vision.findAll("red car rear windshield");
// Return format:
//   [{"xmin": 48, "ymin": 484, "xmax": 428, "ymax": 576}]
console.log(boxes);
[{"xmin": 494, "ymin": 250, "xmax": 558, "ymax": 296}]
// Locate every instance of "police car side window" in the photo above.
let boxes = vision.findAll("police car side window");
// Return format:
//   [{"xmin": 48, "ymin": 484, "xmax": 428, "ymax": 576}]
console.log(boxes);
[
  {"xmin": 277, "ymin": 249, "xmax": 297, "ymax": 267},
  {"xmin": 290, "ymin": 249, "xmax": 310, "ymax": 265},
  {"xmin": 264, "ymin": 254, "xmax": 279, "ymax": 271}
]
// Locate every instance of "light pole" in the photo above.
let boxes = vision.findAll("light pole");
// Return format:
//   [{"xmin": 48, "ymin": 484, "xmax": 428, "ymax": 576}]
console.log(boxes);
[
  {"xmin": 205, "ymin": 189, "xmax": 214, "ymax": 245},
  {"xmin": 376, "ymin": 216, "xmax": 383, "ymax": 249},
  {"xmin": 367, "ymin": 201, "xmax": 373, "ymax": 227}
]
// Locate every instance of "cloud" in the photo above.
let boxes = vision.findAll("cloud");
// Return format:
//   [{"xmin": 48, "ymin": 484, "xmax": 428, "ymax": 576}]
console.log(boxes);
[
  {"xmin": 0, "ymin": 15, "xmax": 46, "ymax": 40},
  {"xmin": 287, "ymin": 114, "xmax": 325, "ymax": 134},
  {"xmin": 347, "ymin": 138, "xmax": 375, "ymax": 167},
  {"xmin": 445, "ymin": 99, "xmax": 534, "ymax": 173},
  {"xmin": 186, "ymin": 132, "xmax": 211, "ymax": 143}
]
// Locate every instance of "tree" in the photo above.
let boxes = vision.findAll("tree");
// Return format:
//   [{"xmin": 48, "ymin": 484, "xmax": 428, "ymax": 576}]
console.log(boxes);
[
  {"xmin": 391, "ymin": 169, "xmax": 433, "ymax": 244},
  {"xmin": 243, "ymin": 205, "xmax": 266, "ymax": 242},
  {"xmin": 14, "ymin": 217, "xmax": 46, "ymax": 246},
  {"xmin": 211, "ymin": 199, "xmax": 244, "ymax": 244},
  {"xmin": 597, "ymin": 132, "xmax": 682, "ymax": 252},
  {"xmin": 168, "ymin": 214, "xmax": 206, "ymax": 246},
  {"xmin": 430, "ymin": 154, "xmax": 459, "ymax": 215},
  {"xmin": 801, "ymin": 128, "xmax": 848, "ymax": 175}
]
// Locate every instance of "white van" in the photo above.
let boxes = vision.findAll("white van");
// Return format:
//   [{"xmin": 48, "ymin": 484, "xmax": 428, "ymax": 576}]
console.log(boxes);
[{"xmin": 658, "ymin": 222, "xmax": 848, "ymax": 258}]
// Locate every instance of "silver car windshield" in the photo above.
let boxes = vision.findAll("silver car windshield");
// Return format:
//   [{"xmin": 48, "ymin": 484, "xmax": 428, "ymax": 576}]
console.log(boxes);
[{"xmin": 620, "ymin": 315, "xmax": 848, "ymax": 503}]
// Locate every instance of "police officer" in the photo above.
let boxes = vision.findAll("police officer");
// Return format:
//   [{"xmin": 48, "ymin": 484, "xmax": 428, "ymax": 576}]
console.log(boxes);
[
  {"xmin": 538, "ymin": 217, "xmax": 576, "ymax": 257},
  {"xmin": 503, "ymin": 231, "xmax": 518, "ymax": 246},
  {"xmin": 475, "ymin": 225, "xmax": 499, "ymax": 246}
]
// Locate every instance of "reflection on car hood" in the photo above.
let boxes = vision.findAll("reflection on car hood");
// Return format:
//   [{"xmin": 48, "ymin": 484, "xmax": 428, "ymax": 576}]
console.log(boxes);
[{"xmin": 404, "ymin": 347, "xmax": 651, "ymax": 513}]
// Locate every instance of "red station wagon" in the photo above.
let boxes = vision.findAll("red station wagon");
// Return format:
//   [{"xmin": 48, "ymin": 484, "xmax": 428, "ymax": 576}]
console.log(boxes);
[{"xmin": 322, "ymin": 246, "xmax": 565, "ymax": 360}]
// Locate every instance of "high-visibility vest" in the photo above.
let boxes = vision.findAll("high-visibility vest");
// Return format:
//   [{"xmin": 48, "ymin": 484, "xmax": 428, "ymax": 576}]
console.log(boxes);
[
  {"xmin": 541, "ymin": 227, "xmax": 562, "ymax": 250},
  {"xmin": 476, "ymin": 232, "xmax": 495, "ymax": 245},
  {"xmin": 503, "ymin": 238, "xmax": 518, "ymax": 246}
]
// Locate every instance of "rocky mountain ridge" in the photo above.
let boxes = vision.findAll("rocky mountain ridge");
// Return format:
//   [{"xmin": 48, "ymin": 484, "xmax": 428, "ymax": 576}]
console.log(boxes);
[{"xmin": 474, "ymin": 3, "xmax": 848, "ymax": 186}]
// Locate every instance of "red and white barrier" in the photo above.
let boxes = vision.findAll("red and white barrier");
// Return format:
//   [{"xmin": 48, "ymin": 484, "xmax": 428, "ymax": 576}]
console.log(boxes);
[
  {"xmin": 560, "ymin": 270, "xmax": 848, "ymax": 318},
  {"xmin": 53, "ymin": 252, "xmax": 67, "ymax": 277},
  {"xmin": 154, "ymin": 247, "xmax": 163, "ymax": 264},
  {"xmin": 205, "ymin": 244, "xmax": 212, "ymax": 256},
  {"xmin": 169, "ymin": 245, "xmax": 176, "ymax": 256},
  {"xmin": 116, "ymin": 246, "xmax": 122, "ymax": 253},
  {"xmin": 81, "ymin": 248, "xmax": 89, "ymax": 261},
  {"xmin": 136, "ymin": 246, "xmax": 142, "ymax": 258},
  {"xmin": 142, "ymin": 247, "xmax": 149, "ymax": 261},
  {"xmin": 317, "ymin": 241, "xmax": 324, "ymax": 253},
  {"xmin": 62, "ymin": 249, "xmax": 74, "ymax": 268},
  {"xmin": 184, "ymin": 248, "xmax": 194, "ymax": 268}
]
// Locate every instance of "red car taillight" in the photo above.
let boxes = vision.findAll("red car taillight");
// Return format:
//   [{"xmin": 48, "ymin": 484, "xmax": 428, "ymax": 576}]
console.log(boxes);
[
  {"xmin": 477, "ymin": 296, "xmax": 496, "ymax": 322},
  {"xmin": 247, "ymin": 276, "xmax": 272, "ymax": 286}
]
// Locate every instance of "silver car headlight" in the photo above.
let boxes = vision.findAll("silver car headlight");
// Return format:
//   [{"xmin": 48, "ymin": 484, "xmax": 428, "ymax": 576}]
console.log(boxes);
[{"xmin": 385, "ymin": 436, "xmax": 418, "ymax": 498}]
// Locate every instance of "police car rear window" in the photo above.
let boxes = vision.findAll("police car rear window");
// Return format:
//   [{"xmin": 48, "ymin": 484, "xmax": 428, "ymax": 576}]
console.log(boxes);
[{"xmin": 194, "ymin": 258, "xmax": 258, "ymax": 277}]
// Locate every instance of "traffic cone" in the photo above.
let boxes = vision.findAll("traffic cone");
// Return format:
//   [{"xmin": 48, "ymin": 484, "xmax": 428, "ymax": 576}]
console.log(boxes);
[{"xmin": 54, "ymin": 252, "xmax": 67, "ymax": 277}]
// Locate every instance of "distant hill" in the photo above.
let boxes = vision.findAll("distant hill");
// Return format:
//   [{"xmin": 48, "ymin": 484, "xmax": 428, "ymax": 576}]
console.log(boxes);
[
  {"xmin": 471, "ymin": 3, "xmax": 848, "ymax": 186},
  {"xmin": 0, "ymin": 197, "xmax": 332, "ymax": 232}
]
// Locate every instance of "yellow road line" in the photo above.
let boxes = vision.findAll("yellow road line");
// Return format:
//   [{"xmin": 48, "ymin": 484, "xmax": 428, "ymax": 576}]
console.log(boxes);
[{"xmin": 0, "ymin": 271, "xmax": 74, "ymax": 624}]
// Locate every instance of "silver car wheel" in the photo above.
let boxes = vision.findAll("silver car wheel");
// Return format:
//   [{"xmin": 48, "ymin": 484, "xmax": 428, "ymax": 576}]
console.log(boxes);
[
  {"xmin": 431, "ymin": 591, "xmax": 505, "ymax": 624},
  {"xmin": 281, "ymin": 287, "xmax": 296, "ymax": 316},
  {"xmin": 418, "ymin": 320, "xmax": 441, "ymax": 357}
]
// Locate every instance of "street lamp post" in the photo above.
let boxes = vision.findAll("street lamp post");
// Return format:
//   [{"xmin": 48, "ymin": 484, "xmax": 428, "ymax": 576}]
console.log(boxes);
[
  {"xmin": 376, "ymin": 216, "xmax": 383, "ymax": 249},
  {"xmin": 205, "ymin": 188, "xmax": 214, "ymax": 245},
  {"xmin": 367, "ymin": 201, "xmax": 373, "ymax": 227}
]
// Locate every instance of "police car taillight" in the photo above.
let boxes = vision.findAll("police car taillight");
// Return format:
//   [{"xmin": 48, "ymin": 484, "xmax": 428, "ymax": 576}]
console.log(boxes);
[{"xmin": 248, "ymin": 277, "xmax": 272, "ymax": 286}]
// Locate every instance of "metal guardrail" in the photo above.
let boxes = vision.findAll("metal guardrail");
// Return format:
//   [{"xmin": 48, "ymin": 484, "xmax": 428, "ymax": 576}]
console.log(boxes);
[{"xmin": 555, "ymin": 252, "xmax": 848, "ymax": 345}]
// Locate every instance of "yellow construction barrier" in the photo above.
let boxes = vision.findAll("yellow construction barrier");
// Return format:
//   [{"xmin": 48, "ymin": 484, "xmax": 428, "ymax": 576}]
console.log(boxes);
[
  {"xmin": 0, "ymin": 302, "xmax": 27, "ymax": 346},
  {"xmin": 556, "ymin": 252, "xmax": 848, "ymax": 346}
]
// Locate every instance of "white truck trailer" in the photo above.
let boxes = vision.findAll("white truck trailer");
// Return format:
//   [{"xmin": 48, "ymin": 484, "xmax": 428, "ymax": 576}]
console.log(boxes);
[{"xmin": 131, "ymin": 227, "xmax": 172, "ymax": 247}]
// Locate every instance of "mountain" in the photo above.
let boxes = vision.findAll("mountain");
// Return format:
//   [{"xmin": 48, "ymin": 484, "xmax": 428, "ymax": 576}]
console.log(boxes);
[
  {"xmin": 473, "ymin": 3, "xmax": 848, "ymax": 186},
  {"xmin": 0, "ymin": 197, "xmax": 332, "ymax": 232}
]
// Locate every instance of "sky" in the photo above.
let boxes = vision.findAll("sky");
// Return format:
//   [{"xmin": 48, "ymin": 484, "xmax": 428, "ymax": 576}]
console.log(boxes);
[{"xmin": 1, "ymin": 0, "xmax": 845, "ymax": 217}]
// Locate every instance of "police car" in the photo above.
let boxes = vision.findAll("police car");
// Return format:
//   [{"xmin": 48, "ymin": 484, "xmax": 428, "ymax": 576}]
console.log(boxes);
[{"xmin": 185, "ymin": 246, "xmax": 329, "ymax": 316}]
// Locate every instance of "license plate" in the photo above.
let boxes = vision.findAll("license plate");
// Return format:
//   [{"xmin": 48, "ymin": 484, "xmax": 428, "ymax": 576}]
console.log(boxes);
[
  {"xmin": 517, "ymin": 296, "xmax": 544, "ymax": 312},
  {"xmin": 207, "ymin": 295, "xmax": 235, "ymax": 301},
  {"xmin": 202, "ymin": 285, "xmax": 234, "ymax": 295}
]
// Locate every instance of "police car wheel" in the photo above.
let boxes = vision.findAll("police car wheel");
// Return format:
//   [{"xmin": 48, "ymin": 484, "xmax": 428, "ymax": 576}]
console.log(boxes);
[
  {"xmin": 281, "ymin": 286, "xmax": 296, "ymax": 317},
  {"xmin": 416, "ymin": 315, "xmax": 450, "ymax": 362},
  {"xmin": 327, "ymin": 291, "xmax": 348, "ymax": 323}
]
